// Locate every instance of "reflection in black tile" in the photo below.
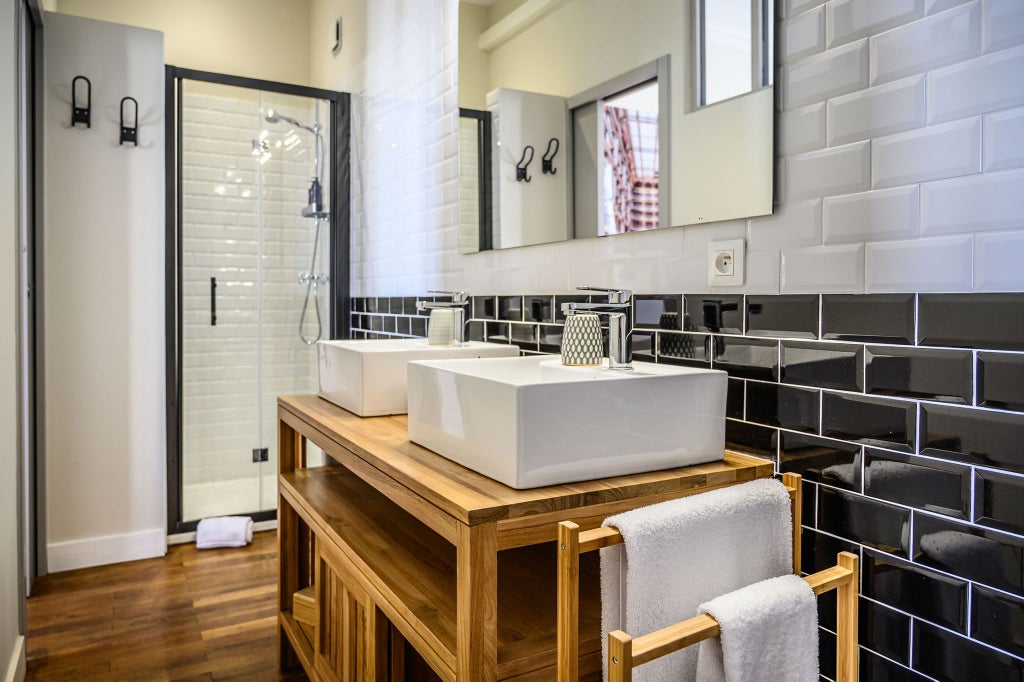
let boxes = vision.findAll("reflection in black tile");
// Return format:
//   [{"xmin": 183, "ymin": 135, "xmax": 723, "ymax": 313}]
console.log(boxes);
[
  {"xmin": 975, "ymin": 469, "xmax": 1024, "ymax": 535},
  {"xmin": 922, "ymin": 404, "xmax": 1024, "ymax": 474},
  {"xmin": 465, "ymin": 320, "xmax": 484, "ymax": 342},
  {"xmin": 866, "ymin": 345, "xmax": 972, "ymax": 403},
  {"xmin": 632, "ymin": 332, "xmax": 655, "ymax": 362},
  {"xmin": 979, "ymin": 352, "xmax": 1024, "ymax": 412},
  {"xmin": 395, "ymin": 317, "xmax": 410, "ymax": 335},
  {"xmin": 914, "ymin": 513, "xmax": 1024, "ymax": 596},
  {"xmin": 822, "ymin": 294, "xmax": 915, "ymax": 344},
  {"xmin": 819, "ymin": 593, "xmax": 910, "ymax": 664},
  {"xmin": 913, "ymin": 621, "xmax": 1024, "ymax": 682},
  {"xmin": 863, "ymin": 549, "xmax": 966, "ymax": 632},
  {"xmin": 972, "ymin": 585, "xmax": 1024, "ymax": 659},
  {"xmin": 819, "ymin": 628, "xmax": 836, "ymax": 681},
  {"xmin": 746, "ymin": 294, "xmax": 818, "ymax": 339},
  {"xmin": 498, "ymin": 296, "xmax": 524, "ymax": 321},
  {"xmin": 746, "ymin": 382, "xmax": 819, "ymax": 433},
  {"xmin": 864, "ymin": 449, "xmax": 970, "ymax": 519},
  {"xmin": 365, "ymin": 298, "xmax": 381, "ymax": 314},
  {"xmin": 727, "ymin": 379, "xmax": 744, "ymax": 420},
  {"xmin": 351, "ymin": 298, "xmax": 365, "ymax": 313},
  {"xmin": 486, "ymin": 321, "xmax": 509, "ymax": 344},
  {"xmin": 725, "ymin": 420, "xmax": 777, "ymax": 458},
  {"xmin": 538, "ymin": 324, "xmax": 562, "ymax": 354},
  {"xmin": 388, "ymin": 297, "xmax": 402, "ymax": 315},
  {"xmin": 781, "ymin": 340, "xmax": 862, "ymax": 391},
  {"xmin": 473, "ymin": 295, "xmax": 496, "ymax": 320},
  {"xmin": 822, "ymin": 392, "xmax": 916, "ymax": 452},
  {"xmin": 634, "ymin": 294, "xmax": 684, "ymax": 330},
  {"xmin": 509, "ymin": 323, "xmax": 538, "ymax": 349},
  {"xmin": 410, "ymin": 316, "xmax": 427, "ymax": 337},
  {"xmin": 554, "ymin": 294, "xmax": 591, "ymax": 321},
  {"xmin": 818, "ymin": 487, "xmax": 909, "ymax": 556},
  {"xmin": 524, "ymin": 295, "xmax": 554, "ymax": 323},
  {"xmin": 801, "ymin": 527, "xmax": 860, "ymax": 576},
  {"xmin": 369, "ymin": 315, "xmax": 383, "ymax": 332},
  {"xmin": 658, "ymin": 332, "xmax": 710, "ymax": 366},
  {"xmin": 384, "ymin": 316, "xmax": 397, "ymax": 333},
  {"xmin": 801, "ymin": 480, "xmax": 816, "ymax": 528},
  {"xmin": 403, "ymin": 297, "xmax": 419, "ymax": 315},
  {"xmin": 779, "ymin": 432, "xmax": 861, "ymax": 491},
  {"xmin": 684, "ymin": 294, "xmax": 743, "ymax": 333},
  {"xmin": 919, "ymin": 293, "xmax": 1024, "ymax": 351},
  {"xmin": 712, "ymin": 337, "xmax": 779, "ymax": 381},
  {"xmin": 860, "ymin": 649, "xmax": 930, "ymax": 682}
]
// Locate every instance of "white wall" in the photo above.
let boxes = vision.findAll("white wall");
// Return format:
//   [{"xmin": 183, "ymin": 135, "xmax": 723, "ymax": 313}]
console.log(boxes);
[
  {"xmin": 43, "ymin": 13, "xmax": 167, "ymax": 572},
  {"xmin": 0, "ymin": 0, "xmax": 25, "ymax": 678},
  {"xmin": 55, "ymin": 0, "xmax": 312, "ymax": 86},
  {"xmin": 340, "ymin": 0, "xmax": 1024, "ymax": 297}
]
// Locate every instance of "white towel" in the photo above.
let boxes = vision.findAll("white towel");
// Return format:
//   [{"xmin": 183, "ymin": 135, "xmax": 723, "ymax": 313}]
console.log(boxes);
[
  {"xmin": 601, "ymin": 478, "xmax": 793, "ymax": 681},
  {"xmin": 196, "ymin": 516, "xmax": 254, "ymax": 549},
  {"xmin": 696, "ymin": 574, "xmax": 818, "ymax": 682}
]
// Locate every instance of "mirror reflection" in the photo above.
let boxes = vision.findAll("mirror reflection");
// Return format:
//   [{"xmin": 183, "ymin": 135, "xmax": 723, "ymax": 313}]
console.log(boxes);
[{"xmin": 458, "ymin": 0, "xmax": 775, "ymax": 253}]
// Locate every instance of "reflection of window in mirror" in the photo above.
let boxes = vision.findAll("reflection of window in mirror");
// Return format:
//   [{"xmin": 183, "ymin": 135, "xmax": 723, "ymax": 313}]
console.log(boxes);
[
  {"xmin": 697, "ymin": 0, "xmax": 773, "ymax": 107},
  {"xmin": 601, "ymin": 82, "xmax": 660, "ymax": 236}
]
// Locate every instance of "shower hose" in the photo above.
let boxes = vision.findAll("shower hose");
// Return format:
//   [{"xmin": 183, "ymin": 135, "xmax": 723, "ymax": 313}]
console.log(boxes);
[{"xmin": 299, "ymin": 215, "xmax": 327, "ymax": 345}]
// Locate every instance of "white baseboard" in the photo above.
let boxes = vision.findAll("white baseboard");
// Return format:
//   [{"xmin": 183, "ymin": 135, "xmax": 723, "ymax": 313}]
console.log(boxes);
[
  {"xmin": 4, "ymin": 636, "xmax": 25, "ymax": 682},
  {"xmin": 47, "ymin": 527, "xmax": 166, "ymax": 573},
  {"xmin": 167, "ymin": 519, "xmax": 277, "ymax": 546}
]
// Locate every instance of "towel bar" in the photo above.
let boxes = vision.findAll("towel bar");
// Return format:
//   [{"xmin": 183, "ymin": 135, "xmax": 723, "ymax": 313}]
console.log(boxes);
[{"xmin": 556, "ymin": 473, "xmax": 858, "ymax": 681}]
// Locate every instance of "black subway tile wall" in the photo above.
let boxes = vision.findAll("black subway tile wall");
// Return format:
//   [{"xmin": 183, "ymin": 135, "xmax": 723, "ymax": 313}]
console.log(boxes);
[{"xmin": 350, "ymin": 292, "xmax": 1024, "ymax": 677}]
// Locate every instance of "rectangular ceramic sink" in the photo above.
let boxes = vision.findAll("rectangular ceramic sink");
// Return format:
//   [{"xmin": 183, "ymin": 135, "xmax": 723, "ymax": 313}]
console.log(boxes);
[
  {"xmin": 407, "ymin": 355, "xmax": 727, "ymax": 488},
  {"xmin": 317, "ymin": 339, "xmax": 520, "ymax": 416}
]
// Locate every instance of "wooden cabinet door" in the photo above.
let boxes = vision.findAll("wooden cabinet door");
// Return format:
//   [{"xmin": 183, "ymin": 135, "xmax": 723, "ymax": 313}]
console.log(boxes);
[{"xmin": 315, "ymin": 542, "xmax": 388, "ymax": 682}]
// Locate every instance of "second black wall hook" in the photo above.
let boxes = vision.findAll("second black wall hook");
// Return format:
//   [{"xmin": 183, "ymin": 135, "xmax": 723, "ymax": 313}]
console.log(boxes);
[
  {"xmin": 542, "ymin": 137, "xmax": 559, "ymax": 175},
  {"xmin": 71, "ymin": 76, "xmax": 91, "ymax": 128},
  {"xmin": 120, "ymin": 96, "xmax": 138, "ymax": 146},
  {"xmin": 516, "ymin": 145, "xmax": 535, "ymax": 182}
]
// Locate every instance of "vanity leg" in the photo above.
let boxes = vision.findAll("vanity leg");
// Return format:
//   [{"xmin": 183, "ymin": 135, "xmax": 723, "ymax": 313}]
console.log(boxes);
[
  {"xmin": 278, "ymin": 416, "xmax": 304, "ymax": 475},
  {"xmin": 456, "ymin": 522, "xmax": 498, "ymax": 681},
  {"xmin": 279, "ymin": 498, "xmax": 301, "ymax": 668}
]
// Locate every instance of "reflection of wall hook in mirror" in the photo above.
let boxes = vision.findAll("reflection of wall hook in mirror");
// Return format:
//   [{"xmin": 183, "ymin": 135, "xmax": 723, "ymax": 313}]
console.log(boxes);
[
  {"xmin": 516, "ymin": 145, "xmax": 534, "ymax": 182},
  {"xmin": 120, "ymin": 96, "xmax": 138, "ymax": 146},
  {"xmin": 71, "ymin": 76, "xmax": 91, "ymax": 128},
  {"xmin": 542, "ymin": 137, "xmax": 559, "ymax": 175}
]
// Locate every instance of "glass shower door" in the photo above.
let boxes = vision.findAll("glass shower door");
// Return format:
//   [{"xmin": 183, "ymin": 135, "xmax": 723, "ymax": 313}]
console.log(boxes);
[{"xmin": 178, "ymin": 79, "xmax": 330, "ymax": 524}]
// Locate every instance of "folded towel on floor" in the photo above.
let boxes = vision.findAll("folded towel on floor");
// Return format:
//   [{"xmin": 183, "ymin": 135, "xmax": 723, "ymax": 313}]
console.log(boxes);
[
  {"xmin": 601, "ymin": 478, "xmax": 793, "ymax": 681},
  {"xmin": 696, "ymin": 573, "xmax": 818, "ymax": 682},
  {"xmin": 196, "ymin": 516, "xmax": 254, "ymax": 549}
]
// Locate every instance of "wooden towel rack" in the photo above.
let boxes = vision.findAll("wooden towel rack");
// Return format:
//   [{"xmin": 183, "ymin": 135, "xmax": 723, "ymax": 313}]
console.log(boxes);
[{"xmin": 556, "ymin": 472, "xmax": 860, "ymax": 682}]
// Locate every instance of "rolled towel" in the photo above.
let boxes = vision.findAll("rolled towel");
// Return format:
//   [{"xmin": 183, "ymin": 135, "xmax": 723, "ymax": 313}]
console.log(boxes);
[
  {"xmin": 196, "ymin": 516, "xmax": 254, "ymax": 549},
  {"xmin": 696, "ymin": 573, "xmax": 818, "ymax": 682}
]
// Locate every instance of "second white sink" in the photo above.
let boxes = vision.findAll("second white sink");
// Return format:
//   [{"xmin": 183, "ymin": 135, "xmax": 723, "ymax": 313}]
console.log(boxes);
[
  {"xmin": 317, "ymin": 339, "xmax": 520, "ymax": 416},
  {"xmin": 407, "ymin": 355, "xmax": 728, "ymax": 488}
]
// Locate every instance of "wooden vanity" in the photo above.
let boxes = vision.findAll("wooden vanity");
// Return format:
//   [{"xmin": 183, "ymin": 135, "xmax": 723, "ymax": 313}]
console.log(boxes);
[{"xmin": 277, "ymin": 394, "xmax": 773, "ymax": 681}]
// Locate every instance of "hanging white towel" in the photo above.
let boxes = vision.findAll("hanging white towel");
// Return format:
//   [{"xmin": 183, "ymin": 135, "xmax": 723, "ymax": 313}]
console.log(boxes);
[
  {"xmin": 695, "ymin": 573, "xmax": 818, "ymax": 682},
  {"xmin": 196, "ymin": 516, "xmax": 254, "ymax": 549},
  {"xmin": 601, "ymin": 478, "xmax": 793, "ymax": 682}
]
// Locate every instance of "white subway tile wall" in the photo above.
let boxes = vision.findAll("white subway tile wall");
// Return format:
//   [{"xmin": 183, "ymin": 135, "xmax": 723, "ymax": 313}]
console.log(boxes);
[
  {"xmin": 347, "ymin": 0, "xmax": 1024, "ymax": 298},
  {"xmin": 181, "ymin": 91, "xmax": 327, "ymax": 521}
]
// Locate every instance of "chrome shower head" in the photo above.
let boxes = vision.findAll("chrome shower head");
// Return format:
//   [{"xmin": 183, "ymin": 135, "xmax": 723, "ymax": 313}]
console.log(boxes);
[
  {"xmin": 264, "ymin": 108, "xmax": 318, "ymax": 135},
  {"xmin": 264, "ymin": 108, "xmax": 282, "ymax": 123}
]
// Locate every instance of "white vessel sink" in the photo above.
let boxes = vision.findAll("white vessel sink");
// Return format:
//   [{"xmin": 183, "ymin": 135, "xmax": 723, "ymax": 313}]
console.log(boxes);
[
  {"xmin": 317, "ymin": 339, "xmax": 520, "ymax": 416},
  {"xmin": 407, "ymin": 355, "xmax": 728, "ymax": 489}
]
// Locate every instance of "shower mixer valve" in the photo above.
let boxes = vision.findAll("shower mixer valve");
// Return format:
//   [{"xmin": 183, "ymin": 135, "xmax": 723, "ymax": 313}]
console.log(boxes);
[{"xmin": 299, "ymin": 272, "xmax": 329, "ymax": 285}]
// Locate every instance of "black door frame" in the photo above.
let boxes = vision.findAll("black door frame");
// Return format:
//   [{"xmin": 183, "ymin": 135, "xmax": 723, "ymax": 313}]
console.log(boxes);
[{"xmin": 164, "ymin": 67, "xmax": 351, "ymax": 534}]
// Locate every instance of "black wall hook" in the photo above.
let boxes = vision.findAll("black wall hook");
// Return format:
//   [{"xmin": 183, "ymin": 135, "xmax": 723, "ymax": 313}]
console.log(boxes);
[
  {"xmin": 120, "ymin": 96, "xmax": 138, "ymax": 146},
  {"xmin": 516, "ymin": 145, "xmax": 535, "ymax": 182},
  {"xmin": 542, "ymin": 137, "xmax": 559, "ymax": 175},
  {"xmin": 71, "ymin": 76, "xmax": 91, "ymax": 128}
]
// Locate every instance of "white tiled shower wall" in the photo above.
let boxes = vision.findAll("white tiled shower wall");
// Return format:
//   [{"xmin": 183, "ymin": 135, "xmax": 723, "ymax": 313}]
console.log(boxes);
[
  {"xmin": 348, "ymin": 0, "xmax": 1024, "ymax": 297},
  {"xmin": 181, "ymin": 91, "xmax": 327, "ymax": 517}
]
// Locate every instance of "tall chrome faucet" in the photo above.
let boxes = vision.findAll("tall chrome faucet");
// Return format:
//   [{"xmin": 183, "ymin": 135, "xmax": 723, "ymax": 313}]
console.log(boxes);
[
  {"xmin": 560, "ymin": 286, "xmax": 633, "ymax": 370},
  {"xmin": 416, "ymin": 290, "xmax": 470, "ymax": 345}
]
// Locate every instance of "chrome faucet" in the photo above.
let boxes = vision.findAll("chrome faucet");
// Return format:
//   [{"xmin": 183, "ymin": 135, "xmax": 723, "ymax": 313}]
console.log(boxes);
[
  {"xmin": 560, "ymin": 286, "xmax": 633, "ymax": 370},
  {"xmin": 416, "ymin": 290, "xmax": 470, "ymax": 345}
]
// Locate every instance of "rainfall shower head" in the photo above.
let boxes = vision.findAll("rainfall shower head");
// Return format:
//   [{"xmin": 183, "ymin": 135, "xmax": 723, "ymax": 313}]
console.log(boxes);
[{"xmin": 264, "ymin": 108, "xmax": 318, "ymax": 135}]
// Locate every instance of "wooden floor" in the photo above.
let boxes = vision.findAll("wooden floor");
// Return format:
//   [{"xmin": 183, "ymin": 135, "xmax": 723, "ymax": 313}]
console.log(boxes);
[{"xmin": 25, "ymin": 531, "xmax": 308, "ymax": 681}]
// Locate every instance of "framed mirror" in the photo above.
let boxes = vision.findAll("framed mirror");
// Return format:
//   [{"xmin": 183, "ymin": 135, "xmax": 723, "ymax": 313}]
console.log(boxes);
[{"xmin": 458, "ymin": 0, "xmax": 775, "ymax": 253}]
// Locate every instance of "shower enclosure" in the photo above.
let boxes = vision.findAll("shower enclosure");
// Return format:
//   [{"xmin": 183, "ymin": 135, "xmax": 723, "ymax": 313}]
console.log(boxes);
[{"xmin": 165, "ymin": 68, "xmax": 350, "ymax": 532}]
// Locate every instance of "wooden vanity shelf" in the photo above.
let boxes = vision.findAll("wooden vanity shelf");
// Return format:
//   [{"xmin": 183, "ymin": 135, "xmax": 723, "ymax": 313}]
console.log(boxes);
[{"xmin": 277, "ymin": 394, "xmax": 773, "ymax": 681}]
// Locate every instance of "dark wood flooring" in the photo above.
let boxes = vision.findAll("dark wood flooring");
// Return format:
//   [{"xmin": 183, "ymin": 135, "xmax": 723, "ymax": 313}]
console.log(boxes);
[{"xmin": 25, "ymin": 531, "xmax": 307, "ymax": 681}]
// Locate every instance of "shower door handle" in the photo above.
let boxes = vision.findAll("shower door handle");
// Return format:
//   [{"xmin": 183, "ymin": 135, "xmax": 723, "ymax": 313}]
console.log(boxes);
[{"xmin": 210, "ymin": 277, "xmax": 217, "ymax": 326}]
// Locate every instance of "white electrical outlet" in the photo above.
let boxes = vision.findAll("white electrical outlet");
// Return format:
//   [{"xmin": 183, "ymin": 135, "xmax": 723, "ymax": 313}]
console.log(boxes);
[{"xmin": 708, "ymin": 239, "xmax": 745, "ymax": 286}]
